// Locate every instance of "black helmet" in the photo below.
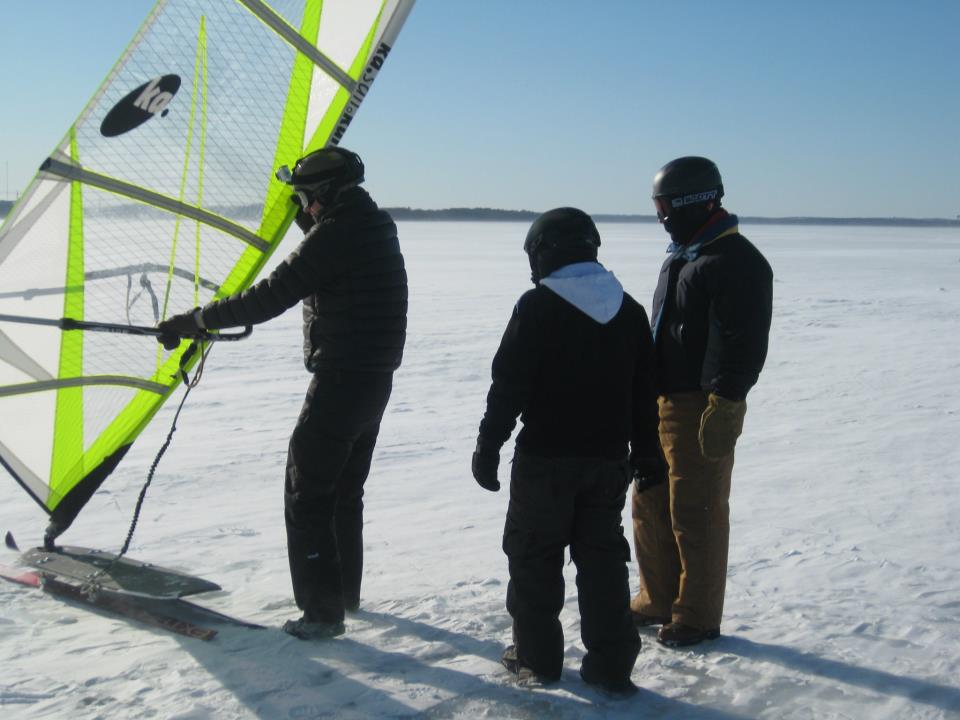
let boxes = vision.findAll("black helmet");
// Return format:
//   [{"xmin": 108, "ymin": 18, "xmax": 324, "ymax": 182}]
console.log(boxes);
[
  {"xmin": 652, "ymin": 156, "xmax": 723, "ymax": 218},
  {"xmin": 524, "ymin": 207, "xmax": 601, "ymax": 282},
  {"xmin": 276, "ymin": 146, "xmax": 365, "ymax": 208}
]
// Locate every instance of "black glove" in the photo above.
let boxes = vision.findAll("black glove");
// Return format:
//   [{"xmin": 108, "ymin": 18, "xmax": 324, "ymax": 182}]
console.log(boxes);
[
  {"xmin": 630, "ymin": 450, "xmax": 668, "ymax": 493},
  {"xmin": 156, "ymin": 308, "xmax": 203, "ymax": 351},
  {"xmin": 471, "ymin": 441, "xmax": 500, "ymax": 492}
]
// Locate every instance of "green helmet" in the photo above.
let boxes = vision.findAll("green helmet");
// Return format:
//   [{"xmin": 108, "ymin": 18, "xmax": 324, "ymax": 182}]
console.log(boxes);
[{"xmin": 276, "ymin": 146, "xmax": 365, "ymax": 208}]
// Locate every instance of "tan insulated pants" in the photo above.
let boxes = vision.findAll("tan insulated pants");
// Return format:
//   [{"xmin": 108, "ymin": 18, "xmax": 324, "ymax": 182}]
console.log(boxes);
[{"xmin": 631, "ymin": 391, "xmax": 735, "ymax": 630}]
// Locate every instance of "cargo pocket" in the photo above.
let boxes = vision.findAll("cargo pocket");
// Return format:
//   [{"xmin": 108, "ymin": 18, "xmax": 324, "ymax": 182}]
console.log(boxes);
[{"xmin": 503, "ymin": 452, "xmax": 565, "ymax": 559}]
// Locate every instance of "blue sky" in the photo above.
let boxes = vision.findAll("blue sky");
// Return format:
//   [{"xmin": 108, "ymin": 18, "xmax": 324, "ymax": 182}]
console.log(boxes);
[{"xmin": 1, "ymin": 1, "xmax": 958, "ymax": 218}]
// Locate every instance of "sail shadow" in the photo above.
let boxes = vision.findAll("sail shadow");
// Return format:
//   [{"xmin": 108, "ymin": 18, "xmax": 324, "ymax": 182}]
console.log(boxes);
[{"xmin": 722, "ymin": 636, "xmax": 960, "ymax": 713}]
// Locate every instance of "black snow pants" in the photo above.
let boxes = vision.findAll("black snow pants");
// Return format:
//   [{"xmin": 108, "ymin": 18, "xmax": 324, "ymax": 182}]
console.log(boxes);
[
  {"xmin": 284, "ymin": 367, "xmax": 394, "ymax": 624},
  {"xmin": 503, "ymin": 450, "xmax": 640, "ymax": 683}
]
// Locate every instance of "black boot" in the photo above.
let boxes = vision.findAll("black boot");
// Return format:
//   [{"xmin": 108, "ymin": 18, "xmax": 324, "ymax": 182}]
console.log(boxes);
[
  {"xmin": 501, "ymin": 645, "xmax": 559, "ymax": 687},
  {"xmin": 656, "ymin": 622, "xmax": 720, "ymax": 647},
  {"xmin": 282, "ymin": 616, "xmax": 346, "ymax": 640},
  {"xmin": 579, "ymin": 664, "xmax": 638, "ymax": 698}
]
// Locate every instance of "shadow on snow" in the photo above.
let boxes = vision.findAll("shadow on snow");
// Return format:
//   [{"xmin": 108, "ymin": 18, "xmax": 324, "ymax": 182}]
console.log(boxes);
[{"xmin": 171, "ymin": 608, "xmax": 753, "ymax": 719}]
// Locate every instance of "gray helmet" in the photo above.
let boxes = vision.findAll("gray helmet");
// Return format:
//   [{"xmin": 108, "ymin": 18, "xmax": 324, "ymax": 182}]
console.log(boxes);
[
  {"xmin": 652, "ymin": 156, "xmax": 723, "ymax": 215},
  {"xmin": 276, "ymin": 146, "xmax": 365, "ymax": 208}
]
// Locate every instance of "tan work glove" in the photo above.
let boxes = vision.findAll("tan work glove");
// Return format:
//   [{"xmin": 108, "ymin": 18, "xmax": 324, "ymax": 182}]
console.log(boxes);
[{"xmin": 698, "ymin": 393, "xmax": 747, "ymax": 459}]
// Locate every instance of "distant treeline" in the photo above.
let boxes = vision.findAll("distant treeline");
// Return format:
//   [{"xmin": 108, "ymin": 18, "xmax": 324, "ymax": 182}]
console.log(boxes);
[
  {"xmin": 384, "ymin": 207, "xmax": 960, "ymax": 228},
  {"xmin": 1, "ymin": 200, "xmax": 957, "ymax": 227}
]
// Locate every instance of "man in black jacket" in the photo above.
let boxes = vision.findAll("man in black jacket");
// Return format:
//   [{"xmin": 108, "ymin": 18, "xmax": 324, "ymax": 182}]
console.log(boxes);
[
  {"xmin": 631, "ymin": 156, "xmax": 772, "ymax": 647},
  {"xmin": 158, "ymin": 146, "xmax": 407, "ymax": 640},
  {"xmin": 472, "ymin": 208, "xmax": 661, "ymax": 696}
]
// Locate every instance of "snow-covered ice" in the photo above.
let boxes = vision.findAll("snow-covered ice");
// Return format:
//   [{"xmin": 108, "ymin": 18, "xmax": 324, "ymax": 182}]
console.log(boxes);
[{"xmin": 2, "ymin": 220, "xmax": 959, "ymax": 719}]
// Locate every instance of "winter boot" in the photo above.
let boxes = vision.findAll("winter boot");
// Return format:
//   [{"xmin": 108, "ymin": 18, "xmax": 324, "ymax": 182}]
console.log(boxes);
[
  {"xmin": 500, "ymin": 645, "xmax": 559, "ymax": 687},
  {"xmin": 579, "ymin": 664, "xmax": 639, "ymax": 698},
  {"xmin": 282, "ymin": 616, "xmax": 346, "ymax": 640},
  {"xmin": 656, "ymin": 622, "xmax": 720, "ymax": 648}
]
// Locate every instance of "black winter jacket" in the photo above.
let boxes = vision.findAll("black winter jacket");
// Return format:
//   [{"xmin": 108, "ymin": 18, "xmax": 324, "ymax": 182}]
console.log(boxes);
[
  {"xmin": 478, "ymin": 269, "xmax": 660, "ymax": 462},
  {"xmin": 651, "ymin": 211, "xmax": 772, "ymax": 400},
  {"xmin": 199, "ymin": 187, "xmax": 407, "ymax": 373}
]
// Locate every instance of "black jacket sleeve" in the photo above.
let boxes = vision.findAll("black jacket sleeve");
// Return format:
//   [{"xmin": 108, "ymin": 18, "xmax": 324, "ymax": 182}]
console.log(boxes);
[
  {"xmin": 198, "ymin": 228, "xmax": 335, "ymax": 330},
  {"xmin": 477, "ymin": 292, "xmax": 541, "ymax": 451},
  {"xmin": 709, "ymin": 250, "xmax": 773, "ymax": 400}
]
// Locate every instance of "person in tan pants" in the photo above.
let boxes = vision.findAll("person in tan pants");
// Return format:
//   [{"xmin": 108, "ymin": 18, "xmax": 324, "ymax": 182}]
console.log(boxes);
[
  {"xmin": 631, "ymin": 157, "xmax": 772, "ymax": 647},
  {"xmin": 632, "ymin": 394, "xmax": 734, "ymax": 636}
]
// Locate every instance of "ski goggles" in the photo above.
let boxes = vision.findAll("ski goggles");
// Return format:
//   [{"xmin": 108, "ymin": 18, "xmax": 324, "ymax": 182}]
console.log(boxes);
[
  {"xmin": 654, "ymin": 189, "xmax": 720, "ymax": 220},
  {"xmin": 653, "ymin": 196, "xmax": 674, "ymax": 220},
  {"xmin": 276, "ymin": 165, "xmax": 314, "ymax": 208}
]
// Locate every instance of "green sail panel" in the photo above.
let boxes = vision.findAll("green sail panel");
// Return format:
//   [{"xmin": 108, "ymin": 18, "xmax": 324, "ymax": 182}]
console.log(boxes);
[{"xmin": 0, "ymin": 0, "xmax": 415, "ymax": 535}]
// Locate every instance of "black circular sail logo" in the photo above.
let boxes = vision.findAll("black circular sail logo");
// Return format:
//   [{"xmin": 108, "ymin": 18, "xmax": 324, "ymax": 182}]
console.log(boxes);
[{"xmin": 100, "ymin": 75, "xmax": 181, "ymax": 137}]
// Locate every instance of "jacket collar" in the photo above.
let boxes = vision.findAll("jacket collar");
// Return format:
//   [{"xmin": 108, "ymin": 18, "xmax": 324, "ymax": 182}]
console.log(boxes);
[{"xmin": 665, "ymin": 210, "xmax": 739, "ymax": 262}]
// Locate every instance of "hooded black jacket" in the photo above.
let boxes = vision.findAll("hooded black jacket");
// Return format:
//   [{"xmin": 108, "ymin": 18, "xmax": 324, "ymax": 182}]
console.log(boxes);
[
  {"xmin": 478, "ymin": 265, "xmax": 660, "ymax": 462},
  {"xmin": 651, "ymin": 212, "xmax": 772, "ymax": 400},
  {"xmin": 199, "ymin": 187, "xmax": 407, "ymax": 373}
]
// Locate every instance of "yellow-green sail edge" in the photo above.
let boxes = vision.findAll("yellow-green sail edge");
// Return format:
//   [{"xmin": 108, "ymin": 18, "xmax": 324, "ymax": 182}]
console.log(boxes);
[
  {"xmin": 219, "ymin": 0, "xmax": 325, "ymax": 300},
  {"xmin": 17, "ymin": 0, "xmax": 169, "ymax": 531},
  {"xmin": 44, "ymin": 0, "xmax": 416, "ymax": 538},
  {"xmin": 47, "ymin": 129, "xmax": 86, "ymax": 514},
  {"xmin": 45, "ymin": 8, "xmax": 241, "ymax": 532},
  {"xmin": 44, "ymin": 10, "xmax": 219, "ymax": 533},
  {"xmin": 41, "ymin": 4, "xmax": 199, "ymax": 532}
]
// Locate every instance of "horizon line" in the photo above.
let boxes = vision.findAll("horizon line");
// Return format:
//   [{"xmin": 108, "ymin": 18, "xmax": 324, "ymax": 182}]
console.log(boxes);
[
  {"xmin": 381, "ymin": 207, "xmax": 960, "ymax": 227},
  {"xmin": 1, "ymin": 200, "xmax": 958, "ymax": 227}
]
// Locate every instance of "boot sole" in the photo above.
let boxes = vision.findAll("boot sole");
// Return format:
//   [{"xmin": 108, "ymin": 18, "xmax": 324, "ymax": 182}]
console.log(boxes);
[{"xmin": 657, "ymin": 628, "xmax": 720, "ymax": 647}]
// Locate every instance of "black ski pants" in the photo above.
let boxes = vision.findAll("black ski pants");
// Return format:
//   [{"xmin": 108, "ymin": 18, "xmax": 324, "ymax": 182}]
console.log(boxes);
[
  {"xmin": 284, "ymin": 367, "xmax": 393, "ymax": 624},
  {"xmin": 503, "ymin": 450, "xmax": 640, "ymax": 683}
]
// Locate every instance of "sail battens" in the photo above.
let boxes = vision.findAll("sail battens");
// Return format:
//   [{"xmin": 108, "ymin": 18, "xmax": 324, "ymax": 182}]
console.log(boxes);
[
  {"xmin": 0, "ymin": 0, "xmax": 415, "ymax": 535},
  {"xmin": 0, "ymin": 329, "xmax": 54, "ymax": 382},
  {"xmin": 0, "ymin": 441, "xmax": 47, "ymax": 509},
  {"xmin": 237, "ymin": 0, "xmax": 357, "ymax": 91},
  {"xmin": 0, "ymin": 376, "xmax": 168, "ymax": 398},
  {"xmin": 0, "ymin": 266, "xmax": 221, "ymax": 300},
  {"xmin": 0, "ymin": 180, "xmax": 69, "ymax": 267},
  {"xmin": 40, "ymin": 158, "xmax": 270, "ymax": 252}
]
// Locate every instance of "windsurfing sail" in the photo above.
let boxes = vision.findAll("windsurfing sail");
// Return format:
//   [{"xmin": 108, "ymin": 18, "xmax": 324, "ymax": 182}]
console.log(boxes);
[{"xmin": 0, "ymin": 0, "xmax": 415, "ymax": 540}]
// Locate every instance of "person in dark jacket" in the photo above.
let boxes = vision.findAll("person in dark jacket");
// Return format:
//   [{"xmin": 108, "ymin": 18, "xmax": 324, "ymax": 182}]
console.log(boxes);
[
  {"xmin": 472, "ymin": 208, "xmax": 661, "ymax": 696},
  {"xmin": 631, "ymin": 156, "xmax": 772, "ymax": 647},
  {"xmin": 157, "ymin": 146, "xmax": 407, "ymax": 640}
]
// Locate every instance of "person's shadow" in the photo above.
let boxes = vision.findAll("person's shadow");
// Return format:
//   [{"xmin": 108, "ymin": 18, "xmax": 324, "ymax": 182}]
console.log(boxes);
[
  {"xmin": 719, "ymin": 635, "xmax": 960, "ymax": 714},
  {"xmin": 167, "ymin": 607, "xmax": 753, "ymax": 719},
  {"xmin": 30, "ymin": 589, "xmax": 959, "ymax": 718}
]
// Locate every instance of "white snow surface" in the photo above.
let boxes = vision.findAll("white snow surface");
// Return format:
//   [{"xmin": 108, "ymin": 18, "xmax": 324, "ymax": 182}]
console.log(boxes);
[{"xmin": 2, "ymin": 221, "xmax": 960, "ymax": 719}]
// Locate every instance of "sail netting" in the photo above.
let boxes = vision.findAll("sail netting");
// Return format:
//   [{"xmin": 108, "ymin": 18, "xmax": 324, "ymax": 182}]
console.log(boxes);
[{"xmin": 0, "ymin": 0, "xmax": 414, "ymax": 535}]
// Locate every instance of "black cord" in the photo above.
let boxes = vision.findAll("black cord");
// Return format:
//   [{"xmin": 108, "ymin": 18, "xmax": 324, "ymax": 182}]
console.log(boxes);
[
  {"xmin": 80, "ymin": 342, "xmax": 210, "ymax": 594},
  {"xmin": 117, "ymin": 341, "xmax": 209, "ymax": 557},
  {"xmin": 117, "ymin": 378, "xmax": 192, "ymax": 557}
]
